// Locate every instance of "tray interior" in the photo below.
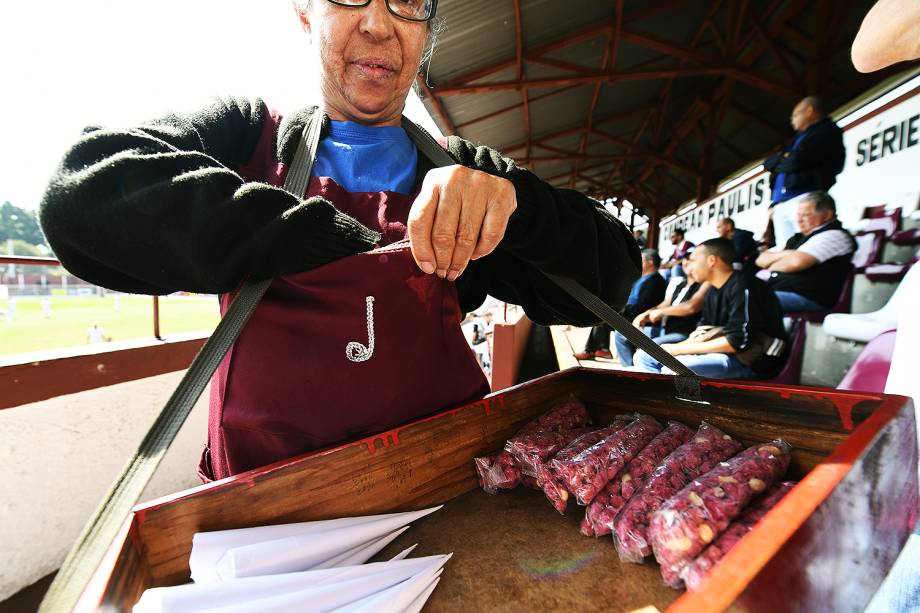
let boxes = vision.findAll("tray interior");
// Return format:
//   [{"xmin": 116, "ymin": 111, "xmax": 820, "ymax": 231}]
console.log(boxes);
[
  {"xmin": 96, "ymin": 369, "xmax": 887, "ymax": 611},
  {"xmin": 371, "ymin": 486, "xmax": 684, "ymax": 612}
]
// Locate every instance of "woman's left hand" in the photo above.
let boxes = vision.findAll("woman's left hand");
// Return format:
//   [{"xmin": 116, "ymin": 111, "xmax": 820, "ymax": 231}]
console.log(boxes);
[{"xmin": 407, "ymin": 165, "xmax": 517, "ymax": 281}]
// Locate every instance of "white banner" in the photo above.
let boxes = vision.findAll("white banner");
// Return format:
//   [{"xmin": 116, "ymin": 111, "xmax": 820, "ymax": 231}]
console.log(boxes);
[{"xmin": 659, "ymin": 77, "xmax": 920, "ymax": 255}]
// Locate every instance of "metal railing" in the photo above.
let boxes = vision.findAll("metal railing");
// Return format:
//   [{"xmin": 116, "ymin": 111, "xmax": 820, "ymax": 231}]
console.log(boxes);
[{"xmin": 1, "ymin": 255, "xmax": 166, "ymax": 340}]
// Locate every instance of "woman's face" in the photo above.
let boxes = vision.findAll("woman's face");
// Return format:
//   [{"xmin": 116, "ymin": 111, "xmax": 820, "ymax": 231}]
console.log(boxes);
[{"xmin": 299, "ymin": 1, "xmax": 429, "ymax": 126}]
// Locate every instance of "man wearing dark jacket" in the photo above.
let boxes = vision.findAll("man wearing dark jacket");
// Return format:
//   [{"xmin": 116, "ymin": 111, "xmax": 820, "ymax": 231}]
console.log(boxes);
[
  {"xmin": 716, "ymin": 217, "xmax": 758, "ymax": 271},
  {"xmin": 763, "ymin": 96, "xmax": 845, "ymax": 248},
  {"xmin": 577, "ymin": 249, "xmax": 666, "ymax": 361},
  {"xmin": 635, "ymin": 239, "xmax": 787, "ymax": 379}
]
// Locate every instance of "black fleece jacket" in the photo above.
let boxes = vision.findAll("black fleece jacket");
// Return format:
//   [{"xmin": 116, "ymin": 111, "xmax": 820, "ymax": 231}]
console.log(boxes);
[{"xmin": 40, "ymin": 96, "xmax": 640, "ymax": 326}]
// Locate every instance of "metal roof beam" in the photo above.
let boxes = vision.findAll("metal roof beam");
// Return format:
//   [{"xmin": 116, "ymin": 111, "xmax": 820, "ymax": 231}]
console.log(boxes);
[
  {"xmin": 435, "ymin": 67, "xmax": 749, "ymax": 97},
  {"xmin": 414, "ymin": 77, "xmax": 456, "ymax": 135},
  {"xmin": 457, "ymin": 87, "xmax": 578, "ymax": 131},
  {"xmin": 436, "ymin": 0, "xmax": 687, "ymax": 90}
]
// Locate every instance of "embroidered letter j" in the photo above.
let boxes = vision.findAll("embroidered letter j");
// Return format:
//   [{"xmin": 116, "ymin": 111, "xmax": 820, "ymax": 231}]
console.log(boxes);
[{"xmin": 346, "ymin": 296, "xmax": 375, "ymax": 362}]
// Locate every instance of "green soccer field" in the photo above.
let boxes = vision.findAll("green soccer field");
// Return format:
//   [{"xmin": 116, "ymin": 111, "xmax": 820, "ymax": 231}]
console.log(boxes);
[{"xmin": 0, "ymin": 294, "xmax": 220, "ymax": 356}]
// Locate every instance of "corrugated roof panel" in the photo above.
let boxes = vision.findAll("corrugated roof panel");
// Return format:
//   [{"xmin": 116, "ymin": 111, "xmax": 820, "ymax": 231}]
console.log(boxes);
[
  {"xmin": 429, "ymin": 0, "xmax": 516, "ymax": 84},
  {"xmin": 419, "ymin": 0, "xmax": 886, "ymax": 211},
  {"xmin": 519, "ymin": 0, "xmax": 614, "ymax": 49}
]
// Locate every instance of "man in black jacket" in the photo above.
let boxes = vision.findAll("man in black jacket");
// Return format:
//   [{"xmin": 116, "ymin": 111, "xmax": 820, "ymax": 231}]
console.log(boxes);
[
  {"xmin": 576, "ymin": 249, "xmax": 665, "ymax": 361},
  {"xmin": 634, "ymin": 239, "xmax": 787, "ymax": 379},
  {"xmin": 762, "ymin": 96, "xmax": 845, "ymax": 248},
  {"xmin": 716, "ymin": 217, "xmax": 758, "ymax": 272},
  {"xmin": 756, "ymin": 191, "xmax": 856, "ymax": 311}
]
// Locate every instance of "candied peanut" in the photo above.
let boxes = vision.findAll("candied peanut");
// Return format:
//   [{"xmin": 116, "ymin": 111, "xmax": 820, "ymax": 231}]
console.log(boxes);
[{"xmin": 699, "ymin": 524, "xmax": 714, "ymax": 543}]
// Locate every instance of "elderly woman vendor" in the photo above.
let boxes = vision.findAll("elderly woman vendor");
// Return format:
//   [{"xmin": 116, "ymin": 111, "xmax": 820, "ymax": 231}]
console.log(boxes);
[{"xmin": 40, "ymin": 0, "xmax": 640, "ymax": 480}]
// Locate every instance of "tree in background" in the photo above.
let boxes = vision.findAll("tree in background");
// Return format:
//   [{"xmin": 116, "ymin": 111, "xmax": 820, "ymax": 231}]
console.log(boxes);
[{"xmin": 1, "ymin": 201, "xmax": 47, "ymax": 249}]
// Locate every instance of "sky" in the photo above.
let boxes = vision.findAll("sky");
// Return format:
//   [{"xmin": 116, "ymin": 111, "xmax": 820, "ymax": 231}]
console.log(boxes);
[{"xmin": 0, "ymin": 0, "xmax": 443, "ymax": 212}]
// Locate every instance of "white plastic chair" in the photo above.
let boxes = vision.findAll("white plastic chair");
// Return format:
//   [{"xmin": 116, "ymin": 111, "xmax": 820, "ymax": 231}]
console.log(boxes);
[{"xmin": 823, "ymin": 262, "xmax": 920, "ymax": 343}]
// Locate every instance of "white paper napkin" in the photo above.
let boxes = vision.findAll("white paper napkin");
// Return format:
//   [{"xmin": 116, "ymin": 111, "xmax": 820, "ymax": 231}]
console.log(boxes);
[
  {"xmin": 190, "ymin": 506, "xmax": 440, "ymax": 584},
  {"xmin": 133, "ymin": 555, "xmax": 447, "ymax": 613},
  {"xmin": 215, "ymin": 507, "xmax": 441, "ymax": 580}
]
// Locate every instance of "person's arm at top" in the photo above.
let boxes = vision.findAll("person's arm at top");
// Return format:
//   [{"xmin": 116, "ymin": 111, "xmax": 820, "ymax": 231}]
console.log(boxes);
[
  {"xmin": 663, "ymin": 336, "xmax": 735, "ymax": 356},
  {"xmin": 40, "ymin": 97, "xmax": 379, "ymax": 295},
  {"xmin": 649, "ymin": 282, "xmax": 711, "ymax": 322},
  {"xmin": 766, "ymin": 251, "xmax": 818, "ymax": 273},
  {"xmin": 446, "ymin": 138, "xmax": 641, "ymax": 326},
  {"xmin": 635, "ymin": 292, "xmax": 675, "ymax": 327},
  {"xmin": 756, "ymin": 249, "xmax": 797, "ymax": 269},
  {"xmin": 852, "ymin": 0, "xmax": 920, "ymax": 72}
]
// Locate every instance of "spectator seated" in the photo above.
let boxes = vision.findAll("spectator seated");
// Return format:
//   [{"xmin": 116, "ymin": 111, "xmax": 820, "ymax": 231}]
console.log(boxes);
[
  {"xmin": 837, "ymin": 330, "xmax": 898, "ymax": 393},
  {"xmin": 787, "ymin": 229, "xmax": 886, "ymax": 320},
  {"xmin": 757, "ymin": 192, "xmax": 857, "ymax": 316},
  {"xmin": 823, "ymin": 262, "xmax": 919, "ymax": 343},
  {"xmin": 634, "ymin": 238, "xmax": 787, "ymax": 380}
]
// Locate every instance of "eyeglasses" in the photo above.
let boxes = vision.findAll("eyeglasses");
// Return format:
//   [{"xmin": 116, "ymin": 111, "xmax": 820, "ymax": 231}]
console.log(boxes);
[{"xmin": 326, "ymin": 0, "xmax": 438, "ymax": 22}]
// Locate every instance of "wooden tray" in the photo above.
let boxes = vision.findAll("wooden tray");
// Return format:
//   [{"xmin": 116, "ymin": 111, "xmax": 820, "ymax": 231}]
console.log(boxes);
[{"xmin": 78, "ymin": 368, "xmax": 918, "ymax": 612}]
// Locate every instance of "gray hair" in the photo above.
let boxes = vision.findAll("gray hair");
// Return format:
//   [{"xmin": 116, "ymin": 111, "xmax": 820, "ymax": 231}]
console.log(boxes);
[
  {"xmin": 291, "ymin": 0, "xmax": 444, "ymax": 69},
  {"xmin": 641, "ymin": 248, "xmax": 662, "ymax": 268},
  {"xmin": 802, "ymin": 190, "xmax": 836, "ymax": 214}
]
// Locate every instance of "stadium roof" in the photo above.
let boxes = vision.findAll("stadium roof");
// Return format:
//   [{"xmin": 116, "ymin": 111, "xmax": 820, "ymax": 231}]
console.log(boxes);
[{"xmin": 416, "ymin": 0, "xmax": 905, "ymax": 220}]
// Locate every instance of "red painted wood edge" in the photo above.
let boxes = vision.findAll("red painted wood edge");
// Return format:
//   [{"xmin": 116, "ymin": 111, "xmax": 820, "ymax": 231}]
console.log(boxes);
[
  {"xmin": 1, "ymin": 338, "xmax": 207, "ymax": 410},
  {"xmin": 667, "ymin": 394, "xmax": 912, "ymax": 612},
  {"xmin": 76, "ymin": 515, "xmax": 136, "ymax": 613}
]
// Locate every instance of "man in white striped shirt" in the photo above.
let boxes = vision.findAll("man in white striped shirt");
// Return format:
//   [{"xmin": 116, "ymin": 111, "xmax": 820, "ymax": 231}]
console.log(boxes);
[{"xmin": 756, "ymin": 191, "xmax": 857, "ymax": 311}]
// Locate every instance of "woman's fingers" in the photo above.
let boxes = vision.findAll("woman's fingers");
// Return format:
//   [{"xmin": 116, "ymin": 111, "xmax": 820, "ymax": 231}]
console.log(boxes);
[
  {"xmin": 408, "ymin": 165, "xmax": 516, "ymax": 279},
  {"xmin": 447, "ymin": 193, "xmax": 484, "ymax": 281},
  {"xmin": 407, "ymin": 176, "xmax": 440, "ymax": 274}
]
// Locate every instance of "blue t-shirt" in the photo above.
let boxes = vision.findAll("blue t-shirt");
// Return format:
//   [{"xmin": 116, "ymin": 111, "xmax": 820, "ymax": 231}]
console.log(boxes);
[
  {"xmin": 626, "ymin": 273, "xmax": 658, "ymax": 306},
  {"xmin": 771, "ymin": 131, "xmax": 809, "ymax": 204},
  {"xmin": 312, "ymin": 120, "xmax": 419, "ymax": 195}
]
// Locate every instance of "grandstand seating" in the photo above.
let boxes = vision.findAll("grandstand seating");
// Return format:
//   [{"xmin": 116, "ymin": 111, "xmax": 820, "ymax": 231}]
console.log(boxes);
[
  {"xmin": 856, "ymin": 207, "xmax": 902, "ymax": 238},
  {"xmin": 765, "ymin": 317, "xmax": 806, "ymax": 385},
  {"xmin": 824, "ymin": 262, "xmax": 919, "ymax": 343},
  {"xmin": 837, "ymin": 330, "xmax": 897, "ymax": 393}
]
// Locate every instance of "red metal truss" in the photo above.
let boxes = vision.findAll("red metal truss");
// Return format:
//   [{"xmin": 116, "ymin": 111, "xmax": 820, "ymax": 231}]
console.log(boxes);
[{"xmin": 419, "ymin": 0, "xmax": 879, "ymax": 216}]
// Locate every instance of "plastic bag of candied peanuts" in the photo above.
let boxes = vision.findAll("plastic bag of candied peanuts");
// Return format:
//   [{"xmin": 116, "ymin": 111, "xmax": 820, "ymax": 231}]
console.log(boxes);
[
  {"xmin": 581, "ymin": 421, "xmax": 694, "ymax": 537},
  {"xmin": 613, "ymin": 422, "xmax": 743, "ymax": 563},
  {"xmin": 474, "ymin": 452, "xmax": 521, "ymax": 494},
  {"xmin": 552, "ymin": 415, "xmax": 662, "ymax": 506},
  {"xmin": 505, "ymin": 428, "xmax": 595, "ymax": 477},
  {"xmin": 649, "ymin": 440, "xmax": 792, "ymax": 589},
  {"xmin": 683, "ymin": 481, "xmax": 796, "ymax": 590},
  {"xmin": 473, "ymin": 394, "xmax": 592, "ymax": 494},
  {"xmin": 536, "ymin": 414, "xmax": 636, "ymax": 514},
  {"xmin": 516, "ymin": 393, "xmax": 592, "ymax": 437}
]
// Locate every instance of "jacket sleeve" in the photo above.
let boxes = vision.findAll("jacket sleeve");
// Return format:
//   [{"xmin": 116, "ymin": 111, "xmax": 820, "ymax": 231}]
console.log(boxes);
[
  {"xmin": 39, "ymin": 96, "xmax": 379, "ymax": 295},
  {"xmin": 721, "ymin": 281, "xmax": 755, "ymax": 351},
  {"xmin": 447, "ymin": 138, "xmax": 641, "ymax": 326},
  {"xmin": 624, "ymin": 275, "xmax": 666, "ymax": 320},
  {"xmin": 776, "ymin": 121, "xmax": 845, "ymax": 174}
]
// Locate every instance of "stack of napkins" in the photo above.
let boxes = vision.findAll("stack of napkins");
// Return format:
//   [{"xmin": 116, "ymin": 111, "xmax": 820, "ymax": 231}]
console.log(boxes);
[{"xmin": 134, "ymin": 506, "xmax": 447, "ymax": 612}]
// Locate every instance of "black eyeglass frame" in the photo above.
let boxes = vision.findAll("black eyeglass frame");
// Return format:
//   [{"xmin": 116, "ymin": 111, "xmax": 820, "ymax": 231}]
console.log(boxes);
[{"xmin": 325, "ymin": 0, "xmax": 439, "ymax": 22}]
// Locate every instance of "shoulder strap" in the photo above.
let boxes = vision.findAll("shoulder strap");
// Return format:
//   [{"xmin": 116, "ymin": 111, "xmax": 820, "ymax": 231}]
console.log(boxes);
[
  {"xmin": 40, "ymin": 108, "xmax": 325, "ymax": 613},
  {"xmin": 404, "ymin": 117, "xmax": 702, "ymax": 401}
]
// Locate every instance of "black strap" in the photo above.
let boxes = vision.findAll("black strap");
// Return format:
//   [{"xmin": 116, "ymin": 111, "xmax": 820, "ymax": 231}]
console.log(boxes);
[
  {"xmin": 39, "ymin": 108, "xmax": 325, "ymax": 613},
  {"xmin": 404, "ymin": 119, "xmax": 703, "ymax": 401}
]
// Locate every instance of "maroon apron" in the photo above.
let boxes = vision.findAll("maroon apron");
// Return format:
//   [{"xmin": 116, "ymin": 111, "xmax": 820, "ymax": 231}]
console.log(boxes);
[{"xmin": 200, "ymin": 161, "xmax": 490, "ymax": 480}]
